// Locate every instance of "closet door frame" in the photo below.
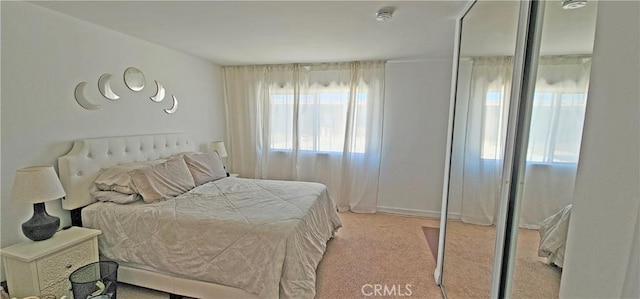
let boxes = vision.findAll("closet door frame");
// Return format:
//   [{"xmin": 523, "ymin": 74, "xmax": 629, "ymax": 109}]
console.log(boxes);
[{"xmin": 490, "ymin": 0, "xmax": 546, "ymax": 297}]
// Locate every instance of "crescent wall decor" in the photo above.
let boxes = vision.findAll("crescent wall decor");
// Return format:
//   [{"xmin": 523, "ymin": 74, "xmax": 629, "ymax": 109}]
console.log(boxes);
[
  {"xmin": 74, "ymin": 67, "xmax": 180, "ymax": 114},
  {"xmin": 164, "ymin": 95, "xmax": 179, "ymax": 114},
  {"xmin": 150, "ymin": 80, "xmax": 166, "ymax": 102},
  {"xmin": 123, "ymin": 67, "xmax": 145, "ymax": 92},
  {"xmin": 97, "ymin": 73, "xmax": 120, "ymax": 100},
  {"xmin": 74, "ymin": 82, "xmax": 102, "ymax": 110}
]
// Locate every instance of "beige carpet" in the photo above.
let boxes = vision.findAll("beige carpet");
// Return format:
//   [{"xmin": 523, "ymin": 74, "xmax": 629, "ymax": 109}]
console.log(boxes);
[
  {"xmin": 442, "ymin": 220, "xmax": 562, "ymax": 299},
  {"xmin": 116, "ymin": 212, "xmax": 560, "ymax": 298},
  {"xmin": 315, "ymin": 212, "xmax": 442, "ymax": 298}
]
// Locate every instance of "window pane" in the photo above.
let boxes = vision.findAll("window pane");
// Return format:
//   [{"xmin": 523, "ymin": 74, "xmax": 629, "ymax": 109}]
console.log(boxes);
[
  {"xmin": 270, "ymin": 93, "xmax": 294, "ymax": 150},
  {"xmin": 352, "ymin": 92, "xmax": 368, "ymax": 153},
  {"xmin": 481, "ymin": 91, "xmax": 503, "ymax": 159},
  {"xmin": 269, "ymin": 86, "xmax": 368, "ymax": 154},
  {"xmin": 299, "ymin": 94, "xmax": 316, "ymax": 151},
  {"xmin": 527, "ymin": 92, "xmax": 555, "ymax": 162},
  {"xmin": 552, "ymin": 93, "xmax": 587, "ymax": 163},
  {"xmin": 317, "ymin": 92, "xmax": 348, "ymax": 152}
]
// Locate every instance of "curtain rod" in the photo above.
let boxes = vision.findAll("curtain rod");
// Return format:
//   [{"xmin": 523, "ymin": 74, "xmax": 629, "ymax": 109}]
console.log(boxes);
[{"xmin": 223, "ymin": 60, "xmax": 387, "ymax": 68}]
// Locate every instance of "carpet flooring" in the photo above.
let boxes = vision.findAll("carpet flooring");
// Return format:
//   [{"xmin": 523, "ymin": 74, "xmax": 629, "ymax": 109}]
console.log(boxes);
[
  {"xmin": 315, "ymin": 212, "xmax": 442, "ymax": 298},
  {"xmin": 115, "ymin": 212, "xmax": 561, "ymax": 298},
  {"xmin": 441, "ymin": 220, "xmax": 562, "ymax": 299}
]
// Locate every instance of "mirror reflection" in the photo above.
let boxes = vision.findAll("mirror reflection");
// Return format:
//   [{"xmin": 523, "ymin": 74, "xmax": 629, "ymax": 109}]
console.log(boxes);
[
  {"xmin": 513, "ymin": 1, "xmax": 597, "ymax": 297},
  {"xmin": 443, "ymin": 0, "xmax": 598, "ymax": 298},
  {"xmin": 124, "ymin": 67, "xmax": 146, "ymax": 92},
  {"xmin": 443, "ymin": 1, "xmax": 520, "ymax": 297}
]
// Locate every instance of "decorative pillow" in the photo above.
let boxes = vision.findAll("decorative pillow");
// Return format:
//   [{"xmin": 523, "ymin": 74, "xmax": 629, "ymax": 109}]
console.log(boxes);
[
  {"xmin": 183, "ymin": 151, "xmax": 227, "ymax": 185},
  {"xmin": 129, "ymin": 156, "xmax": 196, "ymax": 203},
  {"xmin": 94, "ymin": 160, "xmax": 165, "ymax": 194},
  {"xmin": 91, "ymin": 188, "xmax": 141, "ymax": 204}
]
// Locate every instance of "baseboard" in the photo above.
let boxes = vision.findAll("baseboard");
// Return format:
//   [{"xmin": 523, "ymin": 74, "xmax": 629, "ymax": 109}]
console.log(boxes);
[{"xmin": 376, "ymin": 206, "xmax": 461, "ymax": 220}]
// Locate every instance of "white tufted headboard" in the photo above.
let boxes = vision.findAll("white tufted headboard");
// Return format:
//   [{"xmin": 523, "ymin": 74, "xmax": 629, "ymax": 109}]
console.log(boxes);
[{"xmin": 58, "ymin": 133, "xmax": 195, "ymax": 210}]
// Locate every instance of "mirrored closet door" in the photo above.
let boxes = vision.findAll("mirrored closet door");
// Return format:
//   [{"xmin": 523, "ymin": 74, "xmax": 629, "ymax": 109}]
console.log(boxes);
[
  {"xmin": 435, "ymin": 0, "xmax": 521, "ymax": 297},
  {"xmin": 510, "ymin": 1, "xmax": 597, "ymax": 297},
  {"xmin": 436, "ymin": 0, "xmax": 598, "ymax": 298}
]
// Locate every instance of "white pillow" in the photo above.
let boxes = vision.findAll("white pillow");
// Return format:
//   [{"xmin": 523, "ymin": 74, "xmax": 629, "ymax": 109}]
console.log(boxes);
[
  {"xmin": 129, "ymin": 156, "xmax": 196, "ymax": 203},
  {"xmin": 94, "ymin": 160, "xmax": 166, "ymax": 194},
  {"xmin": 91, "ymin": 188, "xmax": 141, "ymax": 204},
  {"xmin": 183, "ymin": 151, "xmax": 227, "ymax": 185}
]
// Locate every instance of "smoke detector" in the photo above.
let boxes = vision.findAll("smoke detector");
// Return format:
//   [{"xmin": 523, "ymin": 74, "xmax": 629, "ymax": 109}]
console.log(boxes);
[
  {"xmin": 375, "ymin": 8, "xmax": 394, "ymax": 22},
  {"xmin": 562, "ymin": 0, "xmax": 587, "ymax": 9}
]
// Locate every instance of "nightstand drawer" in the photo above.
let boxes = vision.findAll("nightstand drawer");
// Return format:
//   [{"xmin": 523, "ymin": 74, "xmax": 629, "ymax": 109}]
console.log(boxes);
[{"xmin": 37, "ymin": 239, "xmax": 95, "ymax": 289}]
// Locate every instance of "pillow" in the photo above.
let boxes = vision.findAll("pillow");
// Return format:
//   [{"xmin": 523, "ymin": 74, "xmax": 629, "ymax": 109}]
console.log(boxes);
[
  {"xmin": 183, "ymin": 151, "xmax": 227, "ymax": 185},
  {"xmin": 91, "ymin": 188, "xmax": 141, "ymax": 204},
  {"xmin": 94, "ymin": 160, "xmax": 166, "ymax": 194},
  {"xmin": 129, "ymin": 156, "xmax": 196, "ymax": 203}
]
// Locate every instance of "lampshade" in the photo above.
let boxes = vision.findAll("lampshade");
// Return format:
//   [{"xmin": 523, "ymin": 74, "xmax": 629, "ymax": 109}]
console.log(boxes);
[
  {"xmin": 12, "ymin": 166, "xmax": 66, "ymax": 204},
  {"xmin": 209, "ymin": 141, "xmax": 228, "ymax": 158}
]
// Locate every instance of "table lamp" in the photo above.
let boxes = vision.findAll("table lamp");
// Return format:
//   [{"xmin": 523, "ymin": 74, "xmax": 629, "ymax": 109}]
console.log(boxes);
[
  {"xmin": 12, "ymin": 166, "xmax": 65, "ymax": 241},
  {"xmin": 210, "ymin": 141, "xmax": 229, "ymax": 176},
  {"xmin": 209, "ymin": 141, "xmax": 228, "ymax": 158}
]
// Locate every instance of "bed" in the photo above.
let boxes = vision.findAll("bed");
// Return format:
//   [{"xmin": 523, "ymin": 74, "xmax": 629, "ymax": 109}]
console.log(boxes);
[
  {"xmin": 538, "ymin": 204, "xmax": 571, "ymax": 268},
  {"xmin": 57, "ymin": 133, "xmax": 342, "ymax": 298}
]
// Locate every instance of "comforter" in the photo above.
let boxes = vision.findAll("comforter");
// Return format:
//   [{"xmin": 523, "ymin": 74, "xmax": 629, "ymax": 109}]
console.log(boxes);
[
  {"xmin": 82, "ymin": 177, "xmax": 342, "ymax": 298},
  {"xmin": 538, "ymin": 204, "xmax": 571, "ymax": 267}
]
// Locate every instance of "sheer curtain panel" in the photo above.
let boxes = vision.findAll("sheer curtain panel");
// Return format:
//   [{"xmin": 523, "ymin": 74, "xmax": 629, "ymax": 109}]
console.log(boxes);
[
  {"xmin": 453, "ymin": 56, "xmax": 591, "ymax": 228},
  {"xmin": 224, "ymin": 61, "xmax": 386, "ymax": 213},
  {"xmin": 460, "ymin": 57, "xmax": 514, "ymax": 225}
]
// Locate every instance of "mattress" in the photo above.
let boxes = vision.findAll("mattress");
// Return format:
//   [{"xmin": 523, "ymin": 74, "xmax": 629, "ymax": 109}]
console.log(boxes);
[{"xmin": 82, "ymin": 177, "xmax": 342, "ymax": 298}]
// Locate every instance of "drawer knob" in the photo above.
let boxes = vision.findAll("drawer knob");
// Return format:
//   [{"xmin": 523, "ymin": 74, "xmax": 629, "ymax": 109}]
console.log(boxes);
[{"xmin": 66, "ymin": 264, "xmax": 73, "ymax": 269}]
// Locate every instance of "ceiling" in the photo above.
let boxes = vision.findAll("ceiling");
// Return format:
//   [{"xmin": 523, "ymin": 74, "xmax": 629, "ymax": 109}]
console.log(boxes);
[
  {"xmin": 32, "ymin": 1, "xmax": 472, "ymax": 66},
  {"xmin": 460, "ymin": 0, "xmax": 598, "ymax": 56}
]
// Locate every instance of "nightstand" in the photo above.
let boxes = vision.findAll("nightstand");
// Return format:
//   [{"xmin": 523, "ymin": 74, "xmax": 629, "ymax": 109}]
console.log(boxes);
[{"xmin": 1, "ymin": 227, "xmax": 101, "ymax": 298}]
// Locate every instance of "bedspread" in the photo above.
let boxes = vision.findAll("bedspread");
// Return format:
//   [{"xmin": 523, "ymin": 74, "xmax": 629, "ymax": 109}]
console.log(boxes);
[
  {"xmin": 538, "ymin": 204, "xmax": 571, "ymax": 268},
  {"xmin": 82, "ymin": 177, "xmax": 342, "ymax": 298}
]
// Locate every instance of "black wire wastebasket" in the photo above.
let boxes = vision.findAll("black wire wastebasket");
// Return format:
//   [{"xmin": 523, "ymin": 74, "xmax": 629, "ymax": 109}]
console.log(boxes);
[{"xmin": 69, "ymin": 261, "xmax": 118, "ymax": 299}]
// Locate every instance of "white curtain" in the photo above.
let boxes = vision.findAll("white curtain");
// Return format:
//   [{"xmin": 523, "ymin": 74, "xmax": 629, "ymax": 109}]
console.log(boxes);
[
  {"xmin": 459, "ymin": 57, "xmax": 514, "ymax": 225},
  {"xmin": 224, "ymin": 61, "xmax": 385, "ymax": 213},
  {"xmin": 455, "ymin": 56, "xmax": 591, "ymax": 228}
]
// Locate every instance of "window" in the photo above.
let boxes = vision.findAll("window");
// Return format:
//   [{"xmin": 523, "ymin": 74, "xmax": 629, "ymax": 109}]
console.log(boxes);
[
  {"xmin": 527, "ymin": 92, "xmax": 587, "ymax": 163},
  {"xmin": 480, "ymin": 90, "xmax": 587, "ymax": 163},
  {"xmin": 481, "ymin": 91, "xmax": 508, "ymax": 160},
  {"xmin": 269, "ymin": 86, "xmax": 367, "ymax": 153}
]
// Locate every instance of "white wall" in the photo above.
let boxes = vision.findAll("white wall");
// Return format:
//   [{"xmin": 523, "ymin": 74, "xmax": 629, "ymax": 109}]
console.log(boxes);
[
  {"xmin": 377, "ymin": 60, "xmax": 453, "ymax": 217},
  {"xmin": 559, "ymin": 1, "xmax": 640, "ymax": 298},
  {"xmin": 1, "ymin": 2, "xmax": 225, "ymax": 281}
]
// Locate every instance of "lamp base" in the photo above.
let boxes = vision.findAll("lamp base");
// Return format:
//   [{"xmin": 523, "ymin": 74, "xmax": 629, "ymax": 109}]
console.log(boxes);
[{"xmin": 22, "ymin": 202, "xmax": 60, "ymax": 241}]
